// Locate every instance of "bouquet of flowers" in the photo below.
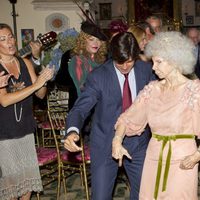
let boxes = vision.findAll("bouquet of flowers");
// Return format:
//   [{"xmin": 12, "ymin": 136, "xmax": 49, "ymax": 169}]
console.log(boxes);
[{"xmin": 42, "ymin": 28, "xmax": 79, "ymax": 78}]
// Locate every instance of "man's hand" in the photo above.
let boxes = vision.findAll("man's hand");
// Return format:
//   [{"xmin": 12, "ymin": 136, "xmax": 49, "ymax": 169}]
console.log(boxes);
[
  {"xmin": 64, "ymin": 132, "xmax": 82, "ymax": 152},
  {"xmin": 30, "ymin": 41, "xmax": 42, "ymax": 60}
]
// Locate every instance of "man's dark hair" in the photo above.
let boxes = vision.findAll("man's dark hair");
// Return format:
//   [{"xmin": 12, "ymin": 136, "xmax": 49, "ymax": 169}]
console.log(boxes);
[
  {"xmin": 110, "ymin": 32, "xmax": 140, "ymax": 64},
  {"xmin": 136, "ymin": 21, "xmax": 155, "ymax": 35}
]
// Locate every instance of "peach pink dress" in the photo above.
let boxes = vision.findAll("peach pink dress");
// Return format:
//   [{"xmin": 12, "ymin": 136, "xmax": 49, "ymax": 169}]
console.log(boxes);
[{"xmin": 116, "ymin": 80, "xmax": 200, "ymax": 200}]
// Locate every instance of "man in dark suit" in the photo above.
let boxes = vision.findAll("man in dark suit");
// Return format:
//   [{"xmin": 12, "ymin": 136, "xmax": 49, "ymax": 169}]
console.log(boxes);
[
  {"xmin": 64, "ymin": 32, "xmax": 155, "ymax": 200},
  {"xmin": 186, "ymin": 27, "xmax": 200, "ymax": 78}
]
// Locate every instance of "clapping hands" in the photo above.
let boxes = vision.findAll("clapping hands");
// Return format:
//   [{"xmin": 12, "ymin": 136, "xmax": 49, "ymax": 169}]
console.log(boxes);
[
  {"xmin": 0, "ymin": 71, "xmax": 11, "ymax": 88},
  {"xmin": 35, "ymin": 65, "xmax": 55, "ymax": 88}
]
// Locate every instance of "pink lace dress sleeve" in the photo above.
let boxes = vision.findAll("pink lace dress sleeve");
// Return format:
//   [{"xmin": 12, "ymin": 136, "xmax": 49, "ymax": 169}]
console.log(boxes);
[{"xmin": 115, "ymin": 81, "xmax": 156, "ymax": 136}]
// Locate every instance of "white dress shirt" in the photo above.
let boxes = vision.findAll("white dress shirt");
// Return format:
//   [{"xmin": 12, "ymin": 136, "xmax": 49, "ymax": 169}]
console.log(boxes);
[
  {"xmin": 67, "ymin": 62, "xmax": 137, "ymax": 134},
  {"xmin": 114, "ymin": 62, "xmax": 136, "ymax": 101}
]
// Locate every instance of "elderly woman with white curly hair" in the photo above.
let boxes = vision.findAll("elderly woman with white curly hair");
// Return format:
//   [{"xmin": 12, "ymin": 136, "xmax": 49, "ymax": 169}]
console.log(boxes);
[{"xmin": 112, "ymin": 31, "xmax": 200, "ymax": 200}]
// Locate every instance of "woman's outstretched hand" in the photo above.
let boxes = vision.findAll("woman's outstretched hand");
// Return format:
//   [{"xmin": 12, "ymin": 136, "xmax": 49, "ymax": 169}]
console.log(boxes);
[{"xmin": 112, "ymin": 136, "xmax": 132, "ymax": 167}]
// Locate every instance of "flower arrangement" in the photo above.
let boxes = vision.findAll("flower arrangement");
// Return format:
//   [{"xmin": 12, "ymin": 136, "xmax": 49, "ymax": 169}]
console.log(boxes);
[{"xmin": 41, "ymin": 28, "xmax": 79, "ymax": 76}]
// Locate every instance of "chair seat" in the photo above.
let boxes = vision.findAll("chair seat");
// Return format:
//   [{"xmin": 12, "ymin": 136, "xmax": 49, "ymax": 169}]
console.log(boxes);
[
  {"xmin": 36, "ymin": 147, "xmax": 58, "ymax": 166},
  {"xmin": 38, "ymin": 121, "xmax": 51, "ymax": 129},
  {"xmin": 60, "ymin": 146, "xmax": 90, "ymax": 162},
  {"xmin": 38, "ymin": 121, "xmax": 65, "ymax": 130}
]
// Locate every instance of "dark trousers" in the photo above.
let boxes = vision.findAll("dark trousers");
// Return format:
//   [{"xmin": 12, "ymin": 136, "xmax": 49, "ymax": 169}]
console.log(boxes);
[{"xmin": 91, "ymin": 149, "xmax": 146, "ymax": 200}]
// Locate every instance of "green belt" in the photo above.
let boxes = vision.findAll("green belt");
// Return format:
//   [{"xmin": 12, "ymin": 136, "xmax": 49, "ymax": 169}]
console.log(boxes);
[{"xmin": 152, "ymin": 133, "xmax": 195, "ymax": 200}]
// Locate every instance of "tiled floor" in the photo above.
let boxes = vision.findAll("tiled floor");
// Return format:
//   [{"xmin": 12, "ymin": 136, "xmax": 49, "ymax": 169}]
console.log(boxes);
[
  {"xmin": 31, "ymin": 172, "xmax": 130, "ymax": 200},
  {"xmin": 31, "ymin": 172, "xmax": 200, "ymax": 200}
]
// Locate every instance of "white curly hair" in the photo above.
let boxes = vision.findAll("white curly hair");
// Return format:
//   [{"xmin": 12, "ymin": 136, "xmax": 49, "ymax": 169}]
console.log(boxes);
[{"xmin": 144, "ymin": 31, "xmax": 196, "ymax": 75}]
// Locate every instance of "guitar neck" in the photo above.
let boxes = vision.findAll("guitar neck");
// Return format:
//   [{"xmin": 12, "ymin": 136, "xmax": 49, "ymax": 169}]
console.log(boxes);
[
  {"xmin": 18, "ymin": 31, "xmax": 57, "ymax": 58},
  {"xmin": 18, "ymin": 44, "xmax": 32, "ymax": 58}
]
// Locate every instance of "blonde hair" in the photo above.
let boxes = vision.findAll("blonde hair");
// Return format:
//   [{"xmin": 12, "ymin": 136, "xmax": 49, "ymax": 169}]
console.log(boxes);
[
  {"xmin": 145, "ymin": 31, "xmax": 196, "ymax": 75},
  {"xmin": 128, "ymin": 25, "xmax": 146, "ymax": 44},
  {"xmin": 72, "ymin": 31, "xmax": 107, "ymax": 64}
]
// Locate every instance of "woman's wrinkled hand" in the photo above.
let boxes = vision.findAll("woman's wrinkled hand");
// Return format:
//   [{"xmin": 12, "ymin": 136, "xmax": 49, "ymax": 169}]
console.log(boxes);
[
  {"xmin": 112, "ymin": 137, "xmax": 132, "ymax": 167},
  {"xmin": 180, "ymin": 151, "xmax": 200, "ymax": 170}
]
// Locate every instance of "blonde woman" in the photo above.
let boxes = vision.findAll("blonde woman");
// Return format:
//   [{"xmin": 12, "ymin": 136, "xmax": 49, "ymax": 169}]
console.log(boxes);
[
  {"xmin": 68, "ymin": 21, "xmax": 107, "ymax": 96},
  {"xmin": 128, "ymin": 24, "xmax": 148, "ymax": 61}
]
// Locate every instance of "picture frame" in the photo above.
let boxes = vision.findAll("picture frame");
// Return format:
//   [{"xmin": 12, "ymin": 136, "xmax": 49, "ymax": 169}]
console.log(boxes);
[
  {"xmin": 99, "ymin": 3, "xmax": 112, "ymax": 20},
  {"xmin": 21, "ymin": 29, "xmax": 34, "ymax": 47},
  {"xmin": 182, "ymin": 0, "xmax": 200, "ymax": 26},
  {"xmin": 186, "ymin": 15, "xmax": 194, "ymax": 25}
]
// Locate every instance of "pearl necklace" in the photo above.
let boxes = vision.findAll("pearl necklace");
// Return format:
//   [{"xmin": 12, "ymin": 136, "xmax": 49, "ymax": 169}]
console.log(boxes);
[{"xmin": 0, "ymin": 58, "xmax": 23, "ymax": 122}]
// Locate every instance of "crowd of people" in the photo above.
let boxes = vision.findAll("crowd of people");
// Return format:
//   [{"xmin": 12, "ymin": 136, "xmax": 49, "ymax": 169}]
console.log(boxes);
[{"xmin": 1, "ymin": 11, "xmax": 200, "ymax": 200}]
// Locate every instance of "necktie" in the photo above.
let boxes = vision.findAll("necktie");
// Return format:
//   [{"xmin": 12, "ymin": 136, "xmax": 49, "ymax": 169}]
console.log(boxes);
[{"xmin": 122, "ymin": 73, "xmax": 132, "ymax": 112}]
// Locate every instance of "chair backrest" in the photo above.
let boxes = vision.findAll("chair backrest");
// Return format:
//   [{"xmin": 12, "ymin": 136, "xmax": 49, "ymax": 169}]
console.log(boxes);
[
  {"xmin": 47, "ymin": 109, "xmax": 67, "ymax": 145},
  {"xmin": 47, "ymin": 107, "xmax": 90, "ymax": 200},
  {"xmin": 47, "ymin": 87, "xmax": 69, "ymax": 111}
]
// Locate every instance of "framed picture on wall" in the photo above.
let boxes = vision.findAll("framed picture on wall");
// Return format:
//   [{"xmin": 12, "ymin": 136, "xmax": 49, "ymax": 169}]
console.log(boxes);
[
  {"xmin": 99, "ymin": 3, "xmax": 112, "ymax": 20},
  {"xmin": 182, "ymin": 0, "xmax": 200, "ymax": 26},
  {"xmin": 21, "ymin": 29, "xmax": 34, "ymax": 48},
  {"xmin": 186, "ymin": 15, "xmax": 194, "ymax": 25}
]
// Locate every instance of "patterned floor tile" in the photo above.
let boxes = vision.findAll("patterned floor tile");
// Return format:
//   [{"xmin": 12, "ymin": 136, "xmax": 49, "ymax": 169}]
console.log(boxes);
[{"xmin": 31, "ymin": 173, "xmax": 200, "ymax": 199}]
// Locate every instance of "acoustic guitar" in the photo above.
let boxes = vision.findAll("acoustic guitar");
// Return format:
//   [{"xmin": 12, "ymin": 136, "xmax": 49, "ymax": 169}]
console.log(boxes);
[{"xmin": 18, "ymin": 31, "xmax": 57, "ymax": 58}]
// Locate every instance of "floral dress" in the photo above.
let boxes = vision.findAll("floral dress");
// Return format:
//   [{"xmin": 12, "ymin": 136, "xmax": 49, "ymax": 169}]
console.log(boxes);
[{"xmin": 115, "ymin": 80, "xmax": 200, "ymax": 200}]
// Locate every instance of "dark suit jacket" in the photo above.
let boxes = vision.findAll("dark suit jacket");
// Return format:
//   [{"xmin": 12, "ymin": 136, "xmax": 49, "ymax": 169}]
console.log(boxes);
[{"xmin": 66, "ymin": 58, "xmax": 155, "ymax": 168}]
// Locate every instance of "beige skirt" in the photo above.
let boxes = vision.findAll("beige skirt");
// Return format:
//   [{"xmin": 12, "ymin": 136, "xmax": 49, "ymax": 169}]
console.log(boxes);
[
  {"xmin": 139, "ymin": 156, "xmax": 198, "ymax": 200},
  {"xmin": 0, "ymin": 134, "xmax": 43, "ymax": 200}
]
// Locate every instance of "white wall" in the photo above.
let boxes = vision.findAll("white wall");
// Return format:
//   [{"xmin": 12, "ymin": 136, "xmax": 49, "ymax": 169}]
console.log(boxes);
[
  {"xmin": 92, "ymin": 0, "xmax": 127, "ymax": 28},
  {"xmin": 0, "ymin": 0, "xmax": 128, "ymax": 48},
  {"xmin": 0, "ymin": 0, "xmax": 82, "ymax": 48},
  {"xmin": 182, "ymin": 0, "xmax": 200, "ymax": 26}
]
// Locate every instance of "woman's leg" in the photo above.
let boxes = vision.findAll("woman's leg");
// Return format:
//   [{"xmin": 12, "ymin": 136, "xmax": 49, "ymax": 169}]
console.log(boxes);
[{"xmin": 20, "ymin": 192, "xmax": 31, "ymax": 200}]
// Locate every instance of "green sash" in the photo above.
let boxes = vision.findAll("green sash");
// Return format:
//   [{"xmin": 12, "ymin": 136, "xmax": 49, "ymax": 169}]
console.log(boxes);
[{"xmin": 152, "ymin": 133, "xmax": 195, "ymax": 200}]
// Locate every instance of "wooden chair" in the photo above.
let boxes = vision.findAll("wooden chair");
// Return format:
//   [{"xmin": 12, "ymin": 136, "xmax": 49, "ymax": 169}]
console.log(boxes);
[
  {"xmin": 33, "ymin": 108, "xmax": 59, "ymax": 200},
  {"xmin": 35, "ymin": 87, "xmax": 69, "ymax": 148},
  {"xmin": 35, "ymin": 87, "xmax": 69, "ymax": 200},
  {"xmin": 35, "ymin": 129, "xmax": 59, "ymax": 199},
  {"xmin": 47, "ymin": 108, "xmax": 91, "ymax": 200}
]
